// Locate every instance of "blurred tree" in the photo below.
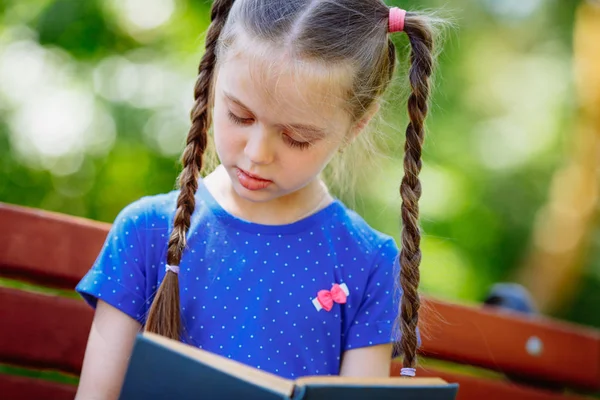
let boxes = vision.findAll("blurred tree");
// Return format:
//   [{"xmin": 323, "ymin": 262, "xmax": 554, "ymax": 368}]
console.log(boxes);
[
  {"xmin": 517, "ymin": 0, "xmax": 600, "ymax": 315},
  {"xmin": 35, "ymin": 0, "xmax": 135, "ymax": 59}
]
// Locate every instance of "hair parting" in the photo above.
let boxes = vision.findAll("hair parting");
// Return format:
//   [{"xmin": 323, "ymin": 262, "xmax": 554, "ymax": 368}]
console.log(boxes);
[{"xmin": 144, "ymin": 0, "xmax": 237, "ymax": 340}]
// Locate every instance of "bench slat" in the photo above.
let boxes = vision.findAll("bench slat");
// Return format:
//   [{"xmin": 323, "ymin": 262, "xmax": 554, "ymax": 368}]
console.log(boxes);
[
  {"xmin": 419, "ymin": 299, "xmax": 600, "ymax": 391},
  {"xmin": 0, "ymin": 203, "xmax": 110, "ymax": 289},
  {"xmin": 0, "ymin": 374, "xmax": 76, "ymax": 400},
  {"xmin": 391, "ymin": 363, "xmax": 591, "ymax": 400},
  {"xmin": 1, "ymin": 201, "xmax": 599, "ymax": 394},
  {"xmin": 0, "ymin": 287, "xmax": 93, "ymax": 374}
]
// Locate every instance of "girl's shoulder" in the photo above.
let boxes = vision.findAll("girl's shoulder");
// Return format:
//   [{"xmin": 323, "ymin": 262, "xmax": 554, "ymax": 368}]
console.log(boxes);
[
  {"xmin": 114, "ymin": 190, "xmax": 179, "ymax": 226},
  {"xmin": 329, "ymin": 201, "xmax": 399, "ymax": 257},
  {"xmin": 112, "ymin": 188, "xmax": 211, "ymax": 232}
]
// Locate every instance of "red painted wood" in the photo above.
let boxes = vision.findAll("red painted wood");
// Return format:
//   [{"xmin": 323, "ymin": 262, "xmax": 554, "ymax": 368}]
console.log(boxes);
[
  {"xmin": 418, "ymin": 298, "xmax": 600, "ymax": 391},
  {"xmin": 0, "ymin": 202, "xmax": 110, "ymax": 289},
  {"xmin": 0, "ymin": 374, "xmax": 77, "ymax": 400},
  {"xmin": 391, "ymin": 363, "xmax": 591, "ymax": 400},
  {"xmin": 1, "ymin": 201, "xmax": 599, "ymax": 397},
  {"xmin": 0, "ymin": 287, "xmax": 93, "ymax": 374}
]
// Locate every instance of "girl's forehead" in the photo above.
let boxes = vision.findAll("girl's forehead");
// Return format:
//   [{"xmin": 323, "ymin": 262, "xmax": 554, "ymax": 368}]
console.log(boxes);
[{"xmin": 217, "ymin": 43, "xmax": 354, "ymax": 131}]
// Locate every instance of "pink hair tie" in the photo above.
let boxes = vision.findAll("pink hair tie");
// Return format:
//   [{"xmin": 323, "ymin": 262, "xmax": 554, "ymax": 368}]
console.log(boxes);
[{"xmin": 389, "ymin": 7, "xmax": 407, "ymax": 33}]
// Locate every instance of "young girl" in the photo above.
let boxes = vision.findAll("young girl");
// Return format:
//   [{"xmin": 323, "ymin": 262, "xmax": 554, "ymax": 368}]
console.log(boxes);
[{"xmin": 75, "ymin": 0, "xmax": 435, "ymax": 398}]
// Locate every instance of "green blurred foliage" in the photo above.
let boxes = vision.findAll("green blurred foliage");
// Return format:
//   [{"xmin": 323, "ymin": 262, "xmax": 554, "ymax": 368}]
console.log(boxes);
[{"xmin": 0, "ymin": 0, "xmax": 598, "ymax": 329}]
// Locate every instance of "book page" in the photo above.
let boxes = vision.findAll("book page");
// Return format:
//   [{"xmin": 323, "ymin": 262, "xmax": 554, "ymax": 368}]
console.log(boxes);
[
  {"xmin": 143, "ymin": 332, "xmax": 295, "ymax": 397},
  {"xmin": 295, "ymin": 376, "xmax": 449, "ymax": 387}
]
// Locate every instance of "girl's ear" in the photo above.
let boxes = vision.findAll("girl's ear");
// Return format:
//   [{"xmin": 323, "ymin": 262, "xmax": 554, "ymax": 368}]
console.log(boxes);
[{"xmin": 350, "ymin": 102, "xmax": 380, "ymax": 139}]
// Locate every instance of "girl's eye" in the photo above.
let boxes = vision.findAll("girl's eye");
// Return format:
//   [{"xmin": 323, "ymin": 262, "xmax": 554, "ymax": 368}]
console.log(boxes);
[
  {"xmin": 227, "ymin": 111, "xmax": 253, "ymax": 125},
  {"xmin": 283, "ymin": 134, "xmax": 311, "ymax": 150},
  {"xmin": 227, "ymin": 110, "xmax": 311, "ymax": 150}
]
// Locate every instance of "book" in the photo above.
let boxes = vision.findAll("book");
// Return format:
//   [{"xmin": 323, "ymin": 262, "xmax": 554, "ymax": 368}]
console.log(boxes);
[{"xmin": 119, "ymin": 332, "xmax": 459, "ymax": 400}]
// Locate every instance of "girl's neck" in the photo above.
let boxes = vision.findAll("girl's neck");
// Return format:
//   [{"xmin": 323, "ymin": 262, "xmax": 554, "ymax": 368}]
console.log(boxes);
[{"xmin": 203, "ymin": 165, "xmax": 333, "ymax": 226}]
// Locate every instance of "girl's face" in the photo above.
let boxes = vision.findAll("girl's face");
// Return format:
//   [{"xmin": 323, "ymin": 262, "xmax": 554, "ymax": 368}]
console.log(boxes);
[{"xmin": 212, "ymin": 46, "xmax": 355, "ymax": 204}]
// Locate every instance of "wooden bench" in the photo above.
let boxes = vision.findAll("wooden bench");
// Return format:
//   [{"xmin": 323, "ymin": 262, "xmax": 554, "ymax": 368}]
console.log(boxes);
[{"xmin": 1, "ymin": 202, "xmax": 599, "ymax": 400}]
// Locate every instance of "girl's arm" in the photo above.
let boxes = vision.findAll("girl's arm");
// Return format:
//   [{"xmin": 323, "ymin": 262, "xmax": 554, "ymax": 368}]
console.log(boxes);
[
  {"xmin": 339, "ymin": 343, "xmax": 393, "ymax": 377},
  {"xmin": 75, "ymin": 300, "xmax": 141, "ymax": 400}
]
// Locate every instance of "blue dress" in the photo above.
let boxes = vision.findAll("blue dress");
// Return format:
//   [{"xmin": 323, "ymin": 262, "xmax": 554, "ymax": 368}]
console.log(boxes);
[{"xmin": 76, "ymin": 180, "xmax": 401, "ymax": 378}]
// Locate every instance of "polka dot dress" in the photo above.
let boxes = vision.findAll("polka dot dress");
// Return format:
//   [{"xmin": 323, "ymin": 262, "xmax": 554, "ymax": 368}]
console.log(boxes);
[{"xmin": 76, "ymin": 180, "xmax": 401, "ymax": 379}]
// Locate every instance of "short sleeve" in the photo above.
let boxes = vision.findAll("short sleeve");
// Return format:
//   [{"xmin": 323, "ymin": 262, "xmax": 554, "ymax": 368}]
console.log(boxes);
[
  {"xmin": 76, "ymin": 200, "xmax": 150, "ymax": 323},
  {"xmin": 343, "ymin": 239, "xmax": 400, "ymax": 351}
]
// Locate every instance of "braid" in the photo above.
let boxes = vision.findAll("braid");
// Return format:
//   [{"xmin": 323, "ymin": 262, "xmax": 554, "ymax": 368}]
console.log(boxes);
[
  {"xmin": 145, "ymin": 0, "xmax": 236, "ymax": 340},
  {"xmin": 396, "ymin": 15, "xmax": 434, "ymax": 371}
]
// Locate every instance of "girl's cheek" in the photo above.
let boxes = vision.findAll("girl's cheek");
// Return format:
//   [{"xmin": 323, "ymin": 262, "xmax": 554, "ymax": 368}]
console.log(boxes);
[
  {"xmin": 225, "ymin": 125, "xmax": 245, "ymax": 145},
  {"xmin": 219, "ymin": 127, "xmax": 248, "ymax": 156}
]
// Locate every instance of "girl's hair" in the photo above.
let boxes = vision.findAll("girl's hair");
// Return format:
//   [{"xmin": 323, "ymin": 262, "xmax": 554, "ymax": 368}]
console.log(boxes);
[{"xmin": 146, "ymin": 0, "xmax": 435, "ymax": 373}]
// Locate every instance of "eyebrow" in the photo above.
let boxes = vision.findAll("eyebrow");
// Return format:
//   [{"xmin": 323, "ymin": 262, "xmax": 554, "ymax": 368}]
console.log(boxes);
[
  {"xmin": 225, "ymin": 92, "xmax": 252, "ymax": 113},
  {"xmin": 224, "ymin": 91, "xmax": 328, "ymax": 138}
]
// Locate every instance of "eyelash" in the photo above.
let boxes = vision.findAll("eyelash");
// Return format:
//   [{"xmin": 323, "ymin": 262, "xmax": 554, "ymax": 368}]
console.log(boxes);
[
  {"xmin": 227, "ymin": 111, "xmax": 311, "ymax": 150},
  {"xmin": 283, "ymin": 135, "xmax": 311, "ymax": 150},
  {"xmin": 227, "ymin": 111, "xmax": 252, "ymax": 126}
]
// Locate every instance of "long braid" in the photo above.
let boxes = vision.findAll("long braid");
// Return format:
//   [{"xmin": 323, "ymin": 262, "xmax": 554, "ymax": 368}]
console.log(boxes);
[
  {"xmin": 145, "ymin": 0, "xmax": 236, "ymax": 340},
  {"xmin": 397, "ymin": 15, "xmax": 434, "ymax": 371}
]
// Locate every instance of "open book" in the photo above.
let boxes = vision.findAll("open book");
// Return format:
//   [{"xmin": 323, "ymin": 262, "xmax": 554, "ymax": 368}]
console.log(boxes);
[{"xmin": 119, "ymin": 332, "xmax": 459, "ymax": 400}]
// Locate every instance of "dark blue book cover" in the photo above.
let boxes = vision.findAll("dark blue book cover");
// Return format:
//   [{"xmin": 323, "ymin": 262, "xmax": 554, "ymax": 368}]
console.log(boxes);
[
  {"xmin": 119, "ymin": 333, "xmax": 459, "ymax": 400},
  {"xmin": 119, "ymin": 333, "xmax": 292, "ymax": 400}
]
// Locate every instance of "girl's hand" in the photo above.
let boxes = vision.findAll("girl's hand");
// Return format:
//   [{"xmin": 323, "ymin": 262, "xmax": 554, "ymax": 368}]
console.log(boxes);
[
  {"xmin": 339, "ymin": 343, "xmax": 393, "ymax": 377},
  {"xmin": 75, "ymin": 300, "xmax": 142, "ymax": 400}
]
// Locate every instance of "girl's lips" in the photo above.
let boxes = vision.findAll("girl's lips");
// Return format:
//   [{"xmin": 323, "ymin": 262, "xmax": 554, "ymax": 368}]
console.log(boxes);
[{"xmin": 236, "ymin": 168, "xmax": 272, "ymax": 191}]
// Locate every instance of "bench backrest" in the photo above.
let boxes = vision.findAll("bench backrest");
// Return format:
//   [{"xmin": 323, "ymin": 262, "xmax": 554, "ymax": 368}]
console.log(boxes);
[{"xmin": 1, "ymin": 202, "xmax": 599, "ymax": 400}]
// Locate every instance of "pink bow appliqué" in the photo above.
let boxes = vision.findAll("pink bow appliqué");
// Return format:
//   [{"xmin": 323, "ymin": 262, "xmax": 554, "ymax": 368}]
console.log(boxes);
[{"xmin": 312, "ymin": 283, "xmax": 350, "ymax": 312}]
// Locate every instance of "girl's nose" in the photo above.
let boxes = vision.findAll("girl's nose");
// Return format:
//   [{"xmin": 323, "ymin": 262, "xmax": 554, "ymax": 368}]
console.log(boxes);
[{"xmin": 244, "ymin": 127, "xmax": 275, "ymax": 165}]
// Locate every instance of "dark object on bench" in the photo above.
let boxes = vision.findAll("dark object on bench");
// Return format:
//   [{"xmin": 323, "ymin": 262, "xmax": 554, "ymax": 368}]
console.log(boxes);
[{"xmin": 484, "ymin": 283, "xmax": 538, "ymax": 315}]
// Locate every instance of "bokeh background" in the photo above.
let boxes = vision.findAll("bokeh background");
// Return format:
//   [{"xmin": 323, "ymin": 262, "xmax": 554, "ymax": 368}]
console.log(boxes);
[{"xmin": 0, "ymin": 0, "xmax": 599, "ymax": 329}]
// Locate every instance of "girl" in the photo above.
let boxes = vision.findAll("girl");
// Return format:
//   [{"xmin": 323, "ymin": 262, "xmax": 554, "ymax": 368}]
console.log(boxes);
[{"xmin": 75, "ymin": 0, "xmax": 435, "ymax": 398}]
